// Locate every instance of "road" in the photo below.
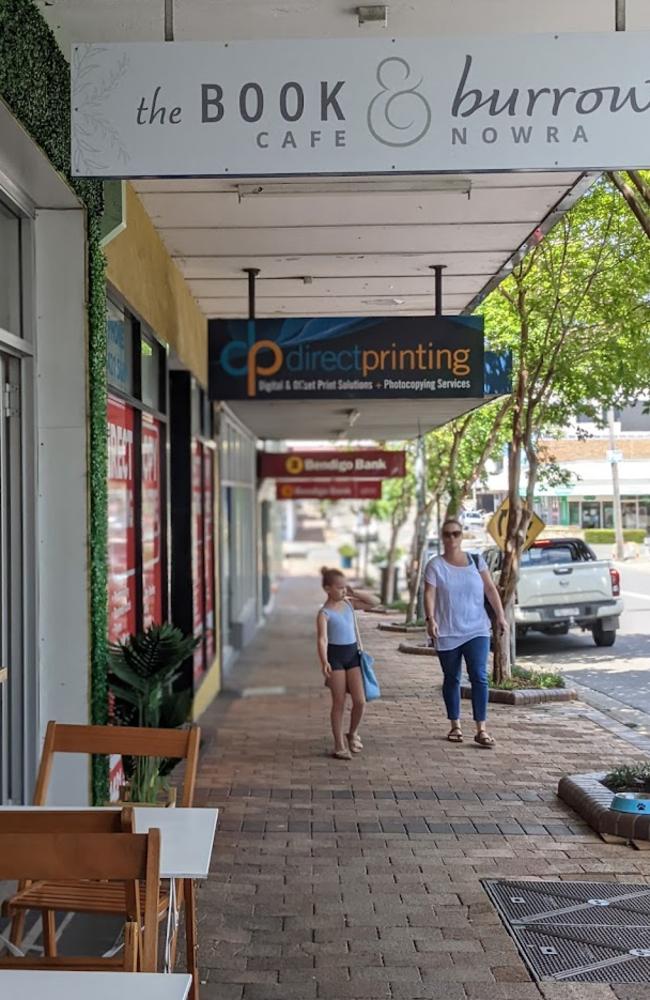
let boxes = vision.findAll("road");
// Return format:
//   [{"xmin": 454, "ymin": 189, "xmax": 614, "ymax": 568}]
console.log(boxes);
[{"xmin": 517, "ymin": 561, "xmax": 650, "ymax": 716}]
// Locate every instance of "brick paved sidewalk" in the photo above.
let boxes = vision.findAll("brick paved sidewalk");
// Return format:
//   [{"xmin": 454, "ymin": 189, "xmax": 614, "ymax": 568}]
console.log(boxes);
[{"xmin": 194, "ymin": 575, "xmax": 650, "ymax": 1000}]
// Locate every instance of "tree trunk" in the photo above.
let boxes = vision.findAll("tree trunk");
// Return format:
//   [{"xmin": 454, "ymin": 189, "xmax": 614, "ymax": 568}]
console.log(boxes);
[
  {"xmin": 382, "ymin": 515, "xmax": 401, "ymax": 604},
  {"xmin": 406, "ymin": 508, "xmax": 430, "ymax": 623}
]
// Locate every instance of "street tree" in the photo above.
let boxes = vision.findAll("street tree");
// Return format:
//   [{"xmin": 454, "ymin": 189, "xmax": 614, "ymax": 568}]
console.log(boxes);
[
  {"xmin": 404, "ymin": 398, "xmax": 512, "ymax": 623},
  {"xmin": 481, "ymin": 177, "xmax": 650, "ymax": 681},
  {"xmin": 366, "ymin": 459, "xmax": 415, "ymax": 604}
]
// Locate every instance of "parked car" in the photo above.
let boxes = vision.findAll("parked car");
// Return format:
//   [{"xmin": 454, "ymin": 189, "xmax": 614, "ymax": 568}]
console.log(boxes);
[
  {"xmin": 461, "ymin": 509, "xmax": 487, "ymax": 528},
  {"xmin": 483, "ymin": 538, "xmax": 623, "ymax": 647}
]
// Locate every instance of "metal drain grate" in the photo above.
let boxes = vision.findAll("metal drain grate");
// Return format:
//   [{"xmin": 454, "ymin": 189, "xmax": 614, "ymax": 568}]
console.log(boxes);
[{"xmin": 483, "ymin": 880, "xmax": 650, "ymax": 983}]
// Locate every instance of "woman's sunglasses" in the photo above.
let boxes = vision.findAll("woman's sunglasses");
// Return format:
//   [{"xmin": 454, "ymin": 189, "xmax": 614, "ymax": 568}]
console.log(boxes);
[{"xmin": 442, "ymin": 530, "xmax": 462, "ymax": 539}]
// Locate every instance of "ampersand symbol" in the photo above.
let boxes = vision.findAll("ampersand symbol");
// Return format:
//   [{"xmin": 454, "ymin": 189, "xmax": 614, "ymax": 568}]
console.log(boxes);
[{"xmin": 367, "ymin": 57, "xmax": 432, "ymax": 148}]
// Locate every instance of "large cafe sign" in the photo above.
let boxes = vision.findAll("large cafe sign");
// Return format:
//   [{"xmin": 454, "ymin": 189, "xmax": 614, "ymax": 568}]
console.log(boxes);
[{"xmin": 72, "ymin": 32, "xmax": 650, "ymax": 176}]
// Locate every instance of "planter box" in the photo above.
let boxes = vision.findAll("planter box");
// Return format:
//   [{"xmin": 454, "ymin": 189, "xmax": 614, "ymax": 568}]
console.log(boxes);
[
  {"xmin": 380, "ymin": 623, "xmax": 426, "ymax": 634},
  {"xmin": 398, "ymin": 641, "xmax": 435, "ymax": 655},
  {"xmin": 461, "ymin": 684, "xmax": 576, "ymax": 706},
  {"xmin": 558, "ymin": 771, "xmax": 650, "ymax": 848}
]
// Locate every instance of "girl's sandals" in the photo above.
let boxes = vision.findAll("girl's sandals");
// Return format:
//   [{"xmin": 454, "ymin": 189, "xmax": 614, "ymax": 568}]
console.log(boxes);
[
  {"xmin": 446, "ymin": 726, "xmax": 463, "ymax": 743},
  {"xmin": 474, "ymin": 731, "xmax": 495, "ymax": 749},
  {"xmin": 347, "ymin": 733, "xmax": 363, "ymax": 753},
  {"xmin": 333, "ymin": 748, "xmax": 352, "ymax": 760}
]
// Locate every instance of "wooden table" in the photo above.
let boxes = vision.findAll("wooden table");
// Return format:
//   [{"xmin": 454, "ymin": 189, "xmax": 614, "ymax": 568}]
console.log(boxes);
[
  {"xmin": 0, "ymin": 971, "xmax": 191, "ymax": 999},
  {"xmin": 0, "ymin": 807, "xmax": 218, "ymax": 1000}
]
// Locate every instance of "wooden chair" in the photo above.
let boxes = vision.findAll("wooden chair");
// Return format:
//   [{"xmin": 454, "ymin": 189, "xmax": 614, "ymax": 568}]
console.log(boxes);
[
  {"xmin": 33, "ymin": 722, "xmax": 200, "ymax": 808},
  {"xmin": 11, "ymin": 722, "xmax": 200, "ymax": 977},
  {"xmin": 0, "ymin": 824, "xmax": 160, "ymax": 972}
]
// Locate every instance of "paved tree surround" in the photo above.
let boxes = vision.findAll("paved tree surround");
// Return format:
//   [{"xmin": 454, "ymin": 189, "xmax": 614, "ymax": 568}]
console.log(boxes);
[{"xmin": 193, "ymin": 574, "xmax": 650, "ymax": 1000}]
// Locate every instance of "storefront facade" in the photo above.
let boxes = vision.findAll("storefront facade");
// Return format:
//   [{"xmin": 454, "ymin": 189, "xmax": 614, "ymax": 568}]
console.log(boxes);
[{"xmin": 0, "ymin": 98, "xmax": 90, "ymax": 804}]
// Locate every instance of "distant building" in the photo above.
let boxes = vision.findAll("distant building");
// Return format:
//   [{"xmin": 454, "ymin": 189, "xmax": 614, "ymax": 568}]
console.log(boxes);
[{"xmin": 482, "ymin": 402, "xmax": 650, "ymax": 532}]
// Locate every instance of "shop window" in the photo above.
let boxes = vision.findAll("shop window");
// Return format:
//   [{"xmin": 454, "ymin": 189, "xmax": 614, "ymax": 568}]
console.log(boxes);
[
  {"xmin": 141, "ymin": 335, "xmax": 164, "ymax": 412},
  {"xmin": 142, "ymin": 413, "xmax": 163, "ymax": 627},
  {"xmin": 581, "ymin": 502, "xmax": 602, "ymax": 530},
  {"xmin": 0, "ymin": 201, "xmax": 21, "ymax": 336},
  {"xmin": 191, "ymin": 389, "xmax": 217, "ymax": 684},
  {"xmin": 622, "ymin": 500, "xmax": 638, "ymax": 529},
  {"xmin": 568, "ymin": 502, "xmax": 580, "ymax": 527},
  {"xmin": 106, "ymin": 297, "xmax": 168, "ymax": 640},
  {"xmin": 107, "ymin": 397, "xmax": 136, "ymax": 643},
  {"xmin": 107, "ymin": 300, "xmax": 134, "ymax": 396},
  {"xmin": 603, "ymin": 502, "xmax": 614, "ymax": 530},
  {"xmin": 639, "ymin": 497, "xmax": 650, "ymax": 531}
]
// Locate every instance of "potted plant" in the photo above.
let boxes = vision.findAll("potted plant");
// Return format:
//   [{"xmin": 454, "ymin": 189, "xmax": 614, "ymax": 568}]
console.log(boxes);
[
  {"xmin": 109, "ymin": 623, "xmax": 199, "ymax": 804},
  {"xmin": 338, "ymin": 543, "xmax": 357, "ymax": 569}
]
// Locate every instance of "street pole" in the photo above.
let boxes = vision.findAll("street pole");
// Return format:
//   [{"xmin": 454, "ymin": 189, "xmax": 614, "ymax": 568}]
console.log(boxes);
[{"xmin": 608, "ymin": 407, "xmax": 625, "ymax": 561}]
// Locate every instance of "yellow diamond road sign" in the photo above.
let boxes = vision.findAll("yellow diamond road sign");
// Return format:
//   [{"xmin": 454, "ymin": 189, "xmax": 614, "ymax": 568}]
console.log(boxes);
[{"xmin": 487, "ymin": 499, "xmax": 545, "ymax": 552}]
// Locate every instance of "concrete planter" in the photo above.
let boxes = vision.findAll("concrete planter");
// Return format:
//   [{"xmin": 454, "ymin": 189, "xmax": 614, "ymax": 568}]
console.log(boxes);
[
  {"xmin": 398, "ymin": 641, "xmax": 436, "ymax": 655},
  {"xmin": 461, "ymin": 684, "xmax": 576, "ymax": 706},
  {"xmin": 380, "ymin": 623, "xmax": 427, "ymax": 634},
  {"xmin": 558, "ymin": 771, "xmax": 650, "ymax": 849}
]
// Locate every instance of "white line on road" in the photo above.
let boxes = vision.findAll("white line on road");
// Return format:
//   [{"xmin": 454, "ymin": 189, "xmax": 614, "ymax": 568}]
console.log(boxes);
[{"xmin": 622, "ymin": 590, "xmax": 650, "ymax": 601}]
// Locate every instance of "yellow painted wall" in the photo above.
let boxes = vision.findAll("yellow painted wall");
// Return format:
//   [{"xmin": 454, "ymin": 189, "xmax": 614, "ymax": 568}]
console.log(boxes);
[
  {"xmin": 105, "ymin": 184, "xmax": 207, "ymax": 385},
  {"xmin": 106, "ymin": 183, "xmax": 221, "ymax": 708}
]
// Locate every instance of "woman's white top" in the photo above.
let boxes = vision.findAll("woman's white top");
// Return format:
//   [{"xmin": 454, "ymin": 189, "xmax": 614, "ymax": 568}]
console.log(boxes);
[{"xmin": 424, "ymin": 553, "xmax": 490, "ymax": 651}]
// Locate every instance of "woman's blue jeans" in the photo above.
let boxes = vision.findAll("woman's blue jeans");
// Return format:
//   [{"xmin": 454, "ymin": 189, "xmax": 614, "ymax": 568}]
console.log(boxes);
[{"xmin": 437, "ymin": 636, "xmax": 490, "ymax": 723}]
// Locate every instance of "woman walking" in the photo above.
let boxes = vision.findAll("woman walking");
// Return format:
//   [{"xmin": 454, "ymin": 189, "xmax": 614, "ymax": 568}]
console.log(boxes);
[
  {"xmin": 317, "ymin": 567, "xmax": 377, "ymax": 760},
  {"xmin": 424, "ymin": 518, "xmax": 508, "ymax": 748}
]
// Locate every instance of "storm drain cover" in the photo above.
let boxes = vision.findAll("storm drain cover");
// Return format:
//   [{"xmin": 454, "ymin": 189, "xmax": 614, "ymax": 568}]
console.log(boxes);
[{"xmin": 483, "ymin": 880, "xmax": 650, "ymax": 983}]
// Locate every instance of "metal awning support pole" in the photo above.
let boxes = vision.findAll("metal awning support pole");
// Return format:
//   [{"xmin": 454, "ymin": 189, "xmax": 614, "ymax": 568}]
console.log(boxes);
[
  {"xmin": 244, "ymin": 267, "xmax": 260, "ymax": 320},
  {"xmin": 430, "ymin": 264, "xmax": 446, "ymax": 316}
]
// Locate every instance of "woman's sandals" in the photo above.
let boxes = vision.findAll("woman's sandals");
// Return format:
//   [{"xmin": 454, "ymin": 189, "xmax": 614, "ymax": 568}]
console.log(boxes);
[
  {"xmin": 474, "ymin": 731, "xmax": 495, "ymax": 749},
  {"xmin": 333, "ymin": 748, "xmax": 352, "ymax": 760},
  {"xmin": 446, "ymin": 726, "xmax": 463, "ymax": 743},
  {"xmin": 347, "ymin": 733, "xmax": 363, "ymax": 753}
]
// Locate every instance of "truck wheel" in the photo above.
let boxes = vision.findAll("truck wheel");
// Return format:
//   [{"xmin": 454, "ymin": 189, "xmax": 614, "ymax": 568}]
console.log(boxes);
[{"xmin": 592, "ymin": 623, "xmax": 616, "ymax": 647}]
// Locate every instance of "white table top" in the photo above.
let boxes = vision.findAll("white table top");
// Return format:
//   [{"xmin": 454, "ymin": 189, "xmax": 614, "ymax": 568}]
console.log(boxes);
[
  {"xmin": 0, "ymin": 971, "xmax": 191, "ymax": 999},
  {"xmin": 132, "ymin": 806, "xmax": 218, "ymax": 879},
  {"xmin": 0, "ymin": 806, "xmax": 218, "ymax": 880}
]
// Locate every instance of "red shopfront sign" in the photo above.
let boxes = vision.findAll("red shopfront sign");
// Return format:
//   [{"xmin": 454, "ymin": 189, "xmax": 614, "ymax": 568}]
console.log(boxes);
[
  {"xmin": 107, "ymin": 396, "xmax": 136, "ymax": 644},
  {"xmin": 276, "ymin": 480, "xmax": 382, "ymax": 501},
  {"xmin": 203, "ymin": 447, "xmax": 216, "ymax": 667},
  {"xmin": 192, "ymin": 440, "xmax": 205, "ymax": 683},
  {"xmin": 141, "ymin": 413, "xmax": 163, "ymax": 627},
  {"xmin": 259, "ymin": 449, "xmax": 405, "ymax": 480}
]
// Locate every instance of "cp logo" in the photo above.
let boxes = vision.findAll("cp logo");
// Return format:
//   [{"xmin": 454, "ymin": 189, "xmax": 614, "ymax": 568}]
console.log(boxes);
[
  {"xmin": 285, "ymin": 456, "xmax": 304, "ymax": 476},
  {"xmin": 219, "ymin": 322, "xmax": 284, "ymax": 397}
]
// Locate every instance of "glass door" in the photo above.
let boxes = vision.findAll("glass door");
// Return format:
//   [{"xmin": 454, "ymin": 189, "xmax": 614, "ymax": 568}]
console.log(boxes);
[{"xmin": 0, "ymin": 351, "xmax": 24, "ymax": 803}]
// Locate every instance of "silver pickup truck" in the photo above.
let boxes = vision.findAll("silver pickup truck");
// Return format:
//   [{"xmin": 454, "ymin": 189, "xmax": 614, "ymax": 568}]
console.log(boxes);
[{"xmin": 484, "ymin": 538, "xmax": 623, "ymax": 647}]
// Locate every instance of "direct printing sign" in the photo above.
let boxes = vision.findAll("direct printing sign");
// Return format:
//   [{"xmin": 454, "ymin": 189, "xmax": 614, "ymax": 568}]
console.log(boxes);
[{"xmin": 209, "ymin": 315, "xmax": 484, "ymax": 401}]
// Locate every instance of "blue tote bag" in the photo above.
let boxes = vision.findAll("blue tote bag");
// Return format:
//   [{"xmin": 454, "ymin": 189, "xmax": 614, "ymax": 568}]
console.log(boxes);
[{"xmin": 352, "ymin": 605, "xmax": 381, "ymax": 701}]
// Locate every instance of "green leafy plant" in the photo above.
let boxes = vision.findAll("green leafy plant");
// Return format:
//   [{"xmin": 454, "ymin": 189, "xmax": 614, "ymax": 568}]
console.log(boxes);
[
  {"xmin": 603, "ymin": 763, "xmax": 650, "ymax": 793},
  {"xmin": 338, "ymin": 544, "xmax": 357, "ymax": 559},
  {"xmin": 491, "ymin": 666, "xmax": 565, "ymax": 691},
  {"xmin": 109, "ymin": 624, "xmax": 199, "ymax": 803},
  {"xmin": 584, "ymin": 529, "xmax": 646, "ymax": 545}
]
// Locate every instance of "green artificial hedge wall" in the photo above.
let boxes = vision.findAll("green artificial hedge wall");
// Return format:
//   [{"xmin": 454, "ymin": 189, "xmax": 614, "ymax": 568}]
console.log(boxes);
[{"xmin": 0, "ymin": 0, "xmax": 109, "ymax": 801}]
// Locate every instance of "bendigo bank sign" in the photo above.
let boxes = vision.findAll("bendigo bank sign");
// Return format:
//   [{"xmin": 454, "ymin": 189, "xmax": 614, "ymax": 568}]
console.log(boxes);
[
  {"xmin": 208, "ymin": 315, "xmax": 484, "ymax": 401},
  {"xmin": 259, "ymin": 450, "xmax": 406, "ymax": 480}
]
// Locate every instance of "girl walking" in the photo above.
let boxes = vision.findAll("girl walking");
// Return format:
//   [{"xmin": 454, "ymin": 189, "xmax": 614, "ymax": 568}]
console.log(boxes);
[
  {"xmin": 317, "ymin": 567, "xmax": 377, "ymax": 760},
  {"xmin": 424, "ymin": 518, "xmax": 508, "ymax": 748}
]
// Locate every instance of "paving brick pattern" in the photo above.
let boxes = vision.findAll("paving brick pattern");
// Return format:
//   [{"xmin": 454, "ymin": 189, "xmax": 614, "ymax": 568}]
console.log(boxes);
[{"xmin": 194, "ymin": 576, "xmax": 650, "ymax": 1000}]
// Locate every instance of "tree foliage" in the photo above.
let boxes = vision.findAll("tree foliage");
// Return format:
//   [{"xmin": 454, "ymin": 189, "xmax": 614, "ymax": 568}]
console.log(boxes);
[{"xmin": 479, "ymin": 175, "xmax": 650, "ymax": 679}]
